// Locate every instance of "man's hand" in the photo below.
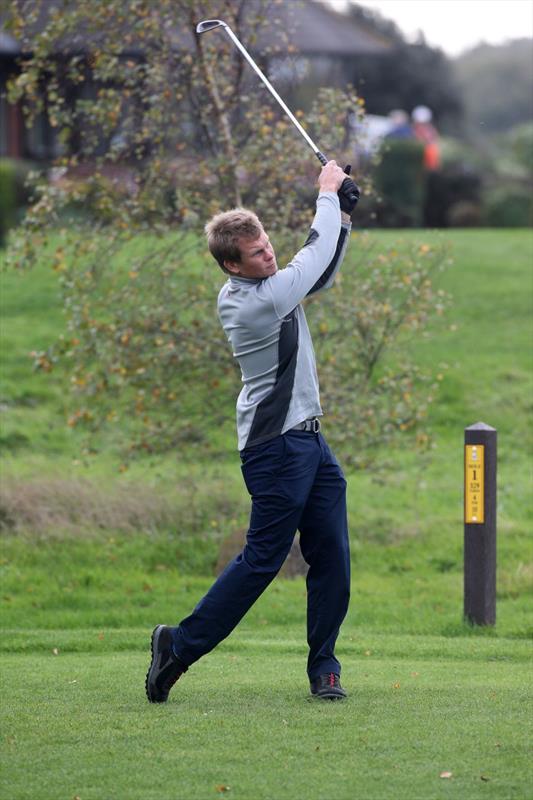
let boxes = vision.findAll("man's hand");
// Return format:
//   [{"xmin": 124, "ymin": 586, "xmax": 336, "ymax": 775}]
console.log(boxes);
[
  {"xmin": 318, "ymin": 161, "xmax": 360, "ymax": 217},
  {"xmin": 318, "ymin": 160, "xmax": 346, "ymax": 193},
  {"xmin": 338, "ymin": 171, "xmax": 360, "ymax": 215}
]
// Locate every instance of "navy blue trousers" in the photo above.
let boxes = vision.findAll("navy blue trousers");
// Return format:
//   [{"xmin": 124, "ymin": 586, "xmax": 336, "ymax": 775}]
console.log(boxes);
[{"xmin": 171, "ymin": 430, "xmax": 350, "ymax": 680}]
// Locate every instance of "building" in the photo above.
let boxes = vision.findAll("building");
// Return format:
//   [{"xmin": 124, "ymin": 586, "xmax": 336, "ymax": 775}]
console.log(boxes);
[{"xmin": 0, "ymin": 0, "xmax": 392, "ymax": 162}]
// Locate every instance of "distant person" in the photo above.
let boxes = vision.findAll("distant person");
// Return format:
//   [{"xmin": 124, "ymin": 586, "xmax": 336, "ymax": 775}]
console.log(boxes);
[
  {"xmin": 385, "ymin": 109, "xmax": 414, "ymax": 140},
  {"xmin": 412, "ymin": 105, "xmax": 441, "ymax": 171}
]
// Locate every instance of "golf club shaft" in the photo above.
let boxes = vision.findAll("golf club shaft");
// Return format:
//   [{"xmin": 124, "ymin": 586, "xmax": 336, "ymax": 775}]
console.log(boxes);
[
  {"xmin": 220, "ymin": 26, "xmax": 327, "ymax": 166},
  {"xmin": 196, "ymin": 19, "xmax": 358, "ymax": 206}
]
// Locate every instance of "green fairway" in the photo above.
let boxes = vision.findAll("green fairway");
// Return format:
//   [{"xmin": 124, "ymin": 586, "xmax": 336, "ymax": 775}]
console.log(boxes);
[
  {"xmin": 1, "ymin": 228, "xmax": 532, "ymax": 799},
  {"xmin": 2, "ymin": 635, "xmax": 532, "ymax": 800}
]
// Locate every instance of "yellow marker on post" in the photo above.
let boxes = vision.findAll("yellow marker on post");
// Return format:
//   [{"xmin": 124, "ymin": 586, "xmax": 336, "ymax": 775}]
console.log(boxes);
[{"xmin": 465, "ymin": 444, "xmax": 484, "ymax": 523}]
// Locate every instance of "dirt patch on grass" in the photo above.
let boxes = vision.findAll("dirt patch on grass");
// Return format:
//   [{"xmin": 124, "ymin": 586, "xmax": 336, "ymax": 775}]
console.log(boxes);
[
  {"xmin": 0, "ymin": 477, "xmax": 183, "ymax": 536},
  {"xmin": 216, "ymin": 528, "xmax": 307, "ymax": 578}
]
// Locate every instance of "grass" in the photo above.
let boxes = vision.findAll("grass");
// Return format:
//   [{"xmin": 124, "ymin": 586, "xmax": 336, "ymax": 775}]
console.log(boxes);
[
  {"xmin": 1, "ymin": 534, "xmax": 531, "ymax": 639},
  {"xmin": 1, "ymin": 227, "xmax": 532, "ymax": 798},
  {"xmin": 1, "ymin": 228, "xmax": 532, "ymax": 468},
  {"xmin": 2, "ymin": 639, "xmax": 532, "ymax": 800}
]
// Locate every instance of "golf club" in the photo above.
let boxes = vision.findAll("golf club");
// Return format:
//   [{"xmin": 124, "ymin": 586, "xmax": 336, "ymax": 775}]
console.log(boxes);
[{"xmin": 196, "ymin": 18, "xmax": 358, "ymax": 204}]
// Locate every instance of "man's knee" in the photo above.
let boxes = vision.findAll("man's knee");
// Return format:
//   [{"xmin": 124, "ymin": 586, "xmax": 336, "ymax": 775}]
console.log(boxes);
[{"xmin": 243, "ymin": 539, "xmax": 293, "ymax": 574}]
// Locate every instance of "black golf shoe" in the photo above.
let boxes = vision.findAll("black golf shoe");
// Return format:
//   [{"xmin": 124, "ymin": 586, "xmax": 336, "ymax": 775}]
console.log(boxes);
[
  {"xmin": 310, "ymin": 672, "xmax": 347, "ymax": 700},
  {"xmin": 145, "ymin": 624, "xmax": 187, "ymax": 703}
]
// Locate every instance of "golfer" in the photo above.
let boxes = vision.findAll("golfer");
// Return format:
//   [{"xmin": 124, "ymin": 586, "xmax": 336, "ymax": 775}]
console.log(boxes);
[{"xmin": 146, "ymin": 160, "xmax": 359, "ymax": 702}]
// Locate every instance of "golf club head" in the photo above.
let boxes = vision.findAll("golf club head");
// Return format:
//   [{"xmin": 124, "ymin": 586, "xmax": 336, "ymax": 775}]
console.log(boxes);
[{"xmin": 196, "ymin": 19, "xmax": 227, "ymax": 34}]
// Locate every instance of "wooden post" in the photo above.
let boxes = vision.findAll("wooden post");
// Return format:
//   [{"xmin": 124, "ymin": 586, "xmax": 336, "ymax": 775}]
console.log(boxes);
[{"xmin": 464, "ymin": 422, "xmax": 497, "ymax": 625}]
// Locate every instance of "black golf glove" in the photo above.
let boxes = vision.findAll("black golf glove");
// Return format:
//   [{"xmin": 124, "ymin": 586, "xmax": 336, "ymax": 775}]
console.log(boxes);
[{"xmin": 338, "ymin": 165, "xmax": 360, "ymax": 215}]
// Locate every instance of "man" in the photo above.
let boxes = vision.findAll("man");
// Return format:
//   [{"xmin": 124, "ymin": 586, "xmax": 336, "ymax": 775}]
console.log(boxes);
[{"xmin": 146, "ymin": 160, "xmax": 359, "ymax": 702}]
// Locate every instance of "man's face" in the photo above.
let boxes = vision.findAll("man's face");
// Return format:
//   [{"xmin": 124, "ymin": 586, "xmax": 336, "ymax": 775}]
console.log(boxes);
[{"xmin": 224, "ymin": 230, "xmax": 278, "ymax": 279}]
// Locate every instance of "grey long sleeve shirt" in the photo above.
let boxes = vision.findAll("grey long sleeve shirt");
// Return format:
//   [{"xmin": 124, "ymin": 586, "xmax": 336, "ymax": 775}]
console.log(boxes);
[{"xmin": 217, "ymin": 192, "xmax": 351, "ymax": 451}]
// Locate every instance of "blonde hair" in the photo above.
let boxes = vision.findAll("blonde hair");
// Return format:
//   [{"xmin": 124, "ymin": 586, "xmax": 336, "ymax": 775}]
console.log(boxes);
[{"xmin": 204, "ymin": 208, "xmax": 263, "ymax": 273}]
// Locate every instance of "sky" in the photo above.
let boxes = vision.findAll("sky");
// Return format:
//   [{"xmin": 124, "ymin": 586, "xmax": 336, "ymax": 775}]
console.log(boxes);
[{"xmin": 327, "ymin": 0, "xmax": 533, "ymax": 56}]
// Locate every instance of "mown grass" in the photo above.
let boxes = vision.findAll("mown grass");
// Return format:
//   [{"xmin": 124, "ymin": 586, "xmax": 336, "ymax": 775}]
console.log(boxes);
[
  {"xmin": 2, "ymin": 639, "xmax": 532, "ymax": 800},
  {"xmin": 1, "ymin": 228, "xmax": 532, "ymax": 799}
]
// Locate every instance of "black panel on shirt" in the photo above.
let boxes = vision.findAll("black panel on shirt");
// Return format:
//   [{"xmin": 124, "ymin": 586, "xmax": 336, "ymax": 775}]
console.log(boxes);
[
  {"xmin": 244, "ymin": 308, "xmax": 299, "ymax": 448},
  {"xmin": 307, "ymin": 226, "xmax": 347, "ymax": 296},
  {"xmin": 303, "ymin": 227, "xmax": 319, "ymax": 247}
]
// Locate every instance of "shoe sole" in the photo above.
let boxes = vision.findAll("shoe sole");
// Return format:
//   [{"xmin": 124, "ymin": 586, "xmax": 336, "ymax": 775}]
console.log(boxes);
[
  {"xmin": 145, "ymin": 624, "xmax": 165, "ymax": 703},
  {"xmin": 311, "ymin": 691, "xmax": 347, "ymax": 700}
]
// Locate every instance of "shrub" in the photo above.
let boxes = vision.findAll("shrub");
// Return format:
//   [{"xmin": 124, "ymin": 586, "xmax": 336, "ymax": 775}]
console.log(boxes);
[
  {"xmin": 309, "ymin": 234, "xmax": 451, "ymax": 468},
  {"xmin": 6, "ymin": 0, "xmax": 449, "ymax": 468},
  {"xmin": 25, "ymin": 228, "xmax": 450, "ymax": 469},
  {"xmin": 0, "ymin": 160, "xmax": 18, "ymax": 246},
  {"xmin": 507, "ymin": 122, "xmax": 533, "ymax": 174},
  {"xmin": 373, "ymin": 139, "xmax": 426, "ymax": 227},
  {"xmin": 431, "ymin": 169, "xmax": 483, "ymax": 227},
  {"xmin": 0, "ymin": 158, "xmax": 36, "ymax": 247},
  {"xmin": 485, "ymin": 185, "xmax": 533, "ymax": 227},
  {"xmin": 446, "ymin": 201, "xmax": 484, "ymax": 227}
]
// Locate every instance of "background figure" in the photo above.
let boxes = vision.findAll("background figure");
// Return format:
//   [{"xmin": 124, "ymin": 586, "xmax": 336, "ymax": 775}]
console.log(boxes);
[
  {"xmin": 385, "ymin": 109, "xmax": 414, "ymax": 140},
  {"xmin": 412, "ymin": 105, "xmax": 441, "ymax": 171}
]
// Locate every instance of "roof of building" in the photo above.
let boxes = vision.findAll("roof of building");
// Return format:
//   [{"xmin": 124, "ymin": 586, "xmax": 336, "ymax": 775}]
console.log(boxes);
[{"xmin": 276, "ymin": 1, "xmax": 392, "ymax": 56}]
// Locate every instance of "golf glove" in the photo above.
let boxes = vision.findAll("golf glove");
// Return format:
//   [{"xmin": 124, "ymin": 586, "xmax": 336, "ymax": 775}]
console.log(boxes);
[{"xmin": 338, "ymin": 165, "xmax": 360, "ymax": 215}]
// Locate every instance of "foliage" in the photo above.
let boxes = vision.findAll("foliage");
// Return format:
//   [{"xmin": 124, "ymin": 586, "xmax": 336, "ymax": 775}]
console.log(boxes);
[
  {"xmin": 423, "ymin": 161, "xmax": 483, "ymax": 228},
  {"xmin": 0, "ymin": 158, "xmax": 35, "ymax": 245},
  {"xmin": 309, "ymin": 235, "xmax": 450, "ymax": 468},
  {"xmin": 21, "ymin": 229, "xmax": 449, "ymax": 466},
  {"xmin": 429, "ymin": 125, "xmax": 533, "ymax": 227},
  {"xmin": 372, "ymin": 138, "xmax": 426, "ymax": 227},
  {"xmin": 0, "ymin": 160, "xmax": 17, "ymax": 246},
  {"xmin": 481, "ymin": 123, "xmax": 533, "ymax": 227},
  {"xmin": 453, "ymin": 39, "xmax": 533, "ymax": 134},
  {"xmin": 343, "ymin": 4, "xmax": 463, "ymax": 131},
  {"xmin": 40, "ymin": 231, "xmax": 233, "ymax": 457},
  {"xmin": 479, "ymin": 121, "xmax": 533, "ymax": 227},
  {"xmin": 6, "ymin": 0, "xmax": 368, "ymax": 238},
  {"xmin": 5, "ymin": 0, "xmax": 446, "ymax": 466},
  {"xmin": 484, "ymin": 186, "xmax": 533, "ymax": 228},
  {"xmin": 507, "ymin": 122, "xmax": 533, "ymax": 174}
]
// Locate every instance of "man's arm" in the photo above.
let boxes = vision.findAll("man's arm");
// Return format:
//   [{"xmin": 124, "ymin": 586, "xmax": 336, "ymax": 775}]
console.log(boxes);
[
  {"xmin": 306, "ymin": 211, "xmax": 351, "ymax": 297},
  {"xmin": 264, "ymin": 162, "xmax": 349, "ymax": 319}
]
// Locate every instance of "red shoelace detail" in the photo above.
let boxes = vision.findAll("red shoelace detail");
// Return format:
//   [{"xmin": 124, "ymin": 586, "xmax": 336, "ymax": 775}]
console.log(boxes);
[{"xmin": 329, "ymin": 673, "xmax": 335, "ymax": 687}]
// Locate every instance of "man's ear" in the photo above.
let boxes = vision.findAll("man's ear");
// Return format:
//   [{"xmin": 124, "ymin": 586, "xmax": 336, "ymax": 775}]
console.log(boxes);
[{"xmin": 224, "ymin": 259, "xmax": 240, "ymax": 275}]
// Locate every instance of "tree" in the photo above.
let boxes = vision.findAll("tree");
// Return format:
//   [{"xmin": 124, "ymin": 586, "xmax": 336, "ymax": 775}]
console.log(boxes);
[
  {"xmin": 5, "ymin": 0, "xmax": 448, "ymax": 467},
  {"xmin": 343, "ymin": 2, "xmax": 463, "ymax": 131},
  {"xmin": 309, "ymin": 234, "xmax": 451, "ymax": 469},
  {"xmin": 453, "ymin": 40, "xmax": 533, "ymax": 134}
]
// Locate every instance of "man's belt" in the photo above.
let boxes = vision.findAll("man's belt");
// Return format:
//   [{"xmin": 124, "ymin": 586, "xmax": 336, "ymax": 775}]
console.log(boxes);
[{"xmin": 290, "ymin": 418, "xmax": 321, "ymax": 433}]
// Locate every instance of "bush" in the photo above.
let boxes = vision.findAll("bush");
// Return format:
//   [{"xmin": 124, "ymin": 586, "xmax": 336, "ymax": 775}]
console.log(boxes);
[
  {"xmin": 425, "ymin": 167, "xmax": 483, "ymax": 227},
  {"xmin": 485, "ymin": 185, "xmax": 533, "ymax": 227},
  {"xmin": 0, "ymin": 158, "xmax": 35, "ymax": 246},
  {"xmin": 6, "ymin": 0, "xmax": 449, "ymax": 468},
  {"xmin": 423, "ymin": 138, "xmax": 484, "ymax": 227},
  {"xmin": 509, "ymin": 123, "xmax": 533, "ymax": 173},
  {"xmin": 446, "ymin": 200, "xmax": 484, "ymax": 227},
  {"xmin": 309, "ymin": 234, "xmax": 451, "ymax": 468},
  {"xmin": 432, "ymin": 131, "xmax": 533, "ymax": 228},
  {"xmin": 0, "ymin": 160, "xmax": 17, "ymax": 246},
  {"xmin": 373, "ymin": 139, "xmax": 426, "ymax": 227}
]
